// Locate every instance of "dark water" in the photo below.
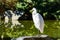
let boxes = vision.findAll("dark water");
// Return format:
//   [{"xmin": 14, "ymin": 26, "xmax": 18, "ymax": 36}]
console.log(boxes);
[{"xmin": 0, "ymin": 20, "xmax": 60, "ymax": 40}]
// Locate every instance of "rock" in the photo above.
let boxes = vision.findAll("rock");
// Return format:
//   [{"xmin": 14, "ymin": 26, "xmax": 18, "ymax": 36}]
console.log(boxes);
[{"xmin": 11, "ymin": 35, "xmax": 55, "ymax": 40}]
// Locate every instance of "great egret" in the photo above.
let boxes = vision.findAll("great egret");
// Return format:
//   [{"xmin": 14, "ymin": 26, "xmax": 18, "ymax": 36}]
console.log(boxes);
[
  {"xmin": 11, "ymin": 8, "xmax": 47, "ymax": 40},
  {"xmin": 31, "ymin": 8, "xmax": 44, "ymax": 33}
]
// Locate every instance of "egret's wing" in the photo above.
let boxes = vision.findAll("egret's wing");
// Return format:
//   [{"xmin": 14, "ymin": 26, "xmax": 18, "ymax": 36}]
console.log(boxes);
[
  {"xmin": 32, "ymin": 13, "xmax": 44, "ymax": 33},
  {"xmin": 32, "ymin": 13, "xmax": 40, "ymax": 29},
  {"xmin": 38, "ymin": 13, "xmax": 44, "ymax": 33}
]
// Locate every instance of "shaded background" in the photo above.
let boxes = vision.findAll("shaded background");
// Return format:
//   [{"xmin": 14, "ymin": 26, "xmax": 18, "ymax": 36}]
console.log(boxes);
[{"xmin": 0, "ymin": 0, "xmax": 60, "ymax": 20}]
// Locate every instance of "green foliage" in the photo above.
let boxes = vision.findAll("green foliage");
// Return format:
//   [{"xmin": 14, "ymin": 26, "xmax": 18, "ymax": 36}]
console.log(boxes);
[
  {"xmin": 17, "ymin": 0, "xmax": 60, "ymax": 20},
  {"xmin": 0, "ymin": 20, "xmax": 38, "ymax": 38},
  {"xmin": 0, "ymin": 20, "xmax": 60, "ymax": 38},
  {"xmin": 0, "ymin": 0, "xmax": 60, "ymax": 20},
  {"xmin": 15, "ymin": 2, "xmax": 27, "ymax": 10}
]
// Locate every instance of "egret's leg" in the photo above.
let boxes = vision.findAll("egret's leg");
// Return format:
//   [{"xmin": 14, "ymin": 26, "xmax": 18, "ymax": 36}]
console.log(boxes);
[
  {"xmin": 38, "ymin": 30, "xmax": 40, "ymax": 36},
  {"xmin": 36, "ymin": 30, "xmax": 40, "ymax": 37}
]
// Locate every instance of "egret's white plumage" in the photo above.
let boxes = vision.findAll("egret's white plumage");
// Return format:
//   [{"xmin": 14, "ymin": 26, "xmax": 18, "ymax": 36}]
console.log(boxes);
[
  {"xmin": 31, "ymin": 8, "xmax": 44, "ymax": 33},
  {"xmin": 11, "ymin": 8, "xmax": 46, "ymax": 40}
]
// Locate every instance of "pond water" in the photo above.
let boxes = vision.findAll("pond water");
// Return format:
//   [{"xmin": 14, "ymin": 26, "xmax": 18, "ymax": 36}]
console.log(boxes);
[{"xmin": 0, "ymin": 20, "xmax": 60, "ymax": 39}]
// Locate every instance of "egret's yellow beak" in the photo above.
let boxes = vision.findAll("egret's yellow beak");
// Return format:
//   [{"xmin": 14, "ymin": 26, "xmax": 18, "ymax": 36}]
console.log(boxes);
[{"xmin": 30, "ymin": 9, "xmax": 33, "ymax": 13}]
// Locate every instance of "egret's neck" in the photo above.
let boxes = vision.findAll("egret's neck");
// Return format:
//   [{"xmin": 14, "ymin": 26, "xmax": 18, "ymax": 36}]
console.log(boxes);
[{"xmin": 32, "ymin": 11, "xmax": 37, "ymax": 15}]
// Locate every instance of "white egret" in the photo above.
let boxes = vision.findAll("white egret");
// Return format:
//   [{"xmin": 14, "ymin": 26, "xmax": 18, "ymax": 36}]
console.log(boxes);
[
  {"xmin": 31, "ymin": 8, "xmax": 44, "ymax": 33},
  {"xmin": 11, "ymin": 8, "xmax": 47, "ymax": 40}
]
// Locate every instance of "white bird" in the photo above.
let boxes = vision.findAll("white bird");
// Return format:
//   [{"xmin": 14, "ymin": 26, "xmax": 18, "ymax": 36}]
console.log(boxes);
[
  {"xmin": 31, "ymin": 8, "xmax": 44, "ymax": 33},
  {"xmin": 11, "ymin": 8, "xmax": 46, "ymax": 40}
]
